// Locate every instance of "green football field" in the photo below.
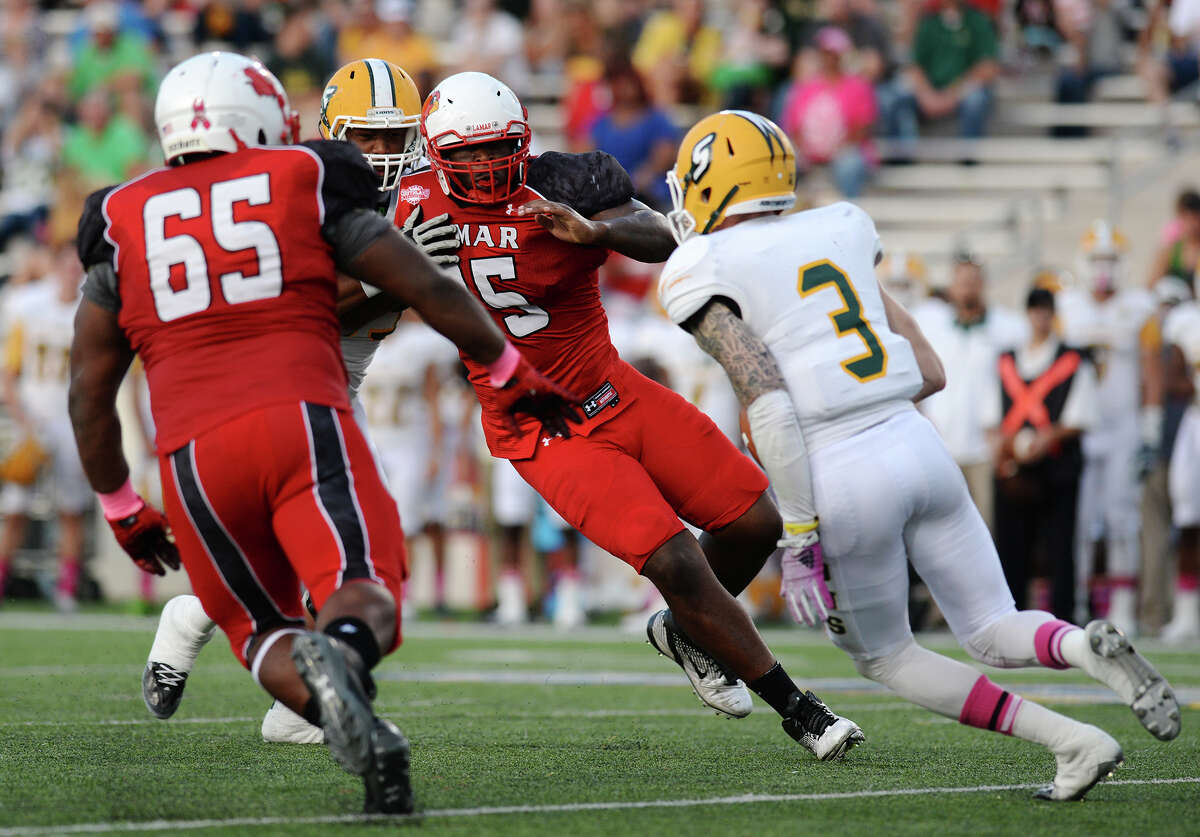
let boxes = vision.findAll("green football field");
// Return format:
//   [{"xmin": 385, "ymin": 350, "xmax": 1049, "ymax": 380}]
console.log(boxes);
[{"xmin": 0, "ymin": 609, "xmax": 1197, "ymax": 836}]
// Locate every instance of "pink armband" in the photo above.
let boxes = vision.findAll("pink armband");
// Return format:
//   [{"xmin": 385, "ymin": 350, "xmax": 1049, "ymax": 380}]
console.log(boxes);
[
  {"xmin": 97, "ymin": 478, "xmax": 143, "ymax": 521},
  {"xmin": 487, "ymin": 342, "xmax": 520, "ymax": 387}
]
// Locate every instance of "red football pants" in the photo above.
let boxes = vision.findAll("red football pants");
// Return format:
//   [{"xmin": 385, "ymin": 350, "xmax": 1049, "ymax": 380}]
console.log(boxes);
[
  {"xmin": 160, "ymin": 401, "xmax": 407, "ymax": 667},
  {"xmin": 512, "ymin": 363, "xmax": 768, "ymax": 571}
]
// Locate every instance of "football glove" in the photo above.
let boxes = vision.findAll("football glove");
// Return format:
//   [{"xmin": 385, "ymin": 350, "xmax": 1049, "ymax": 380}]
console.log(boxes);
[
  {"xmin": 108, "ymin": 502, "xmax": 181, "ymax": 577},
  {"xmin": 779, "ymin": 524, "xmax": 833, "ymax": 628},
  {"xmin": 492, "ymin": 353, "xmax": 583, "ymax": 439},
  {"xmin": 400, "ymin": 206, "xmax": 460, "ymax": 266}
]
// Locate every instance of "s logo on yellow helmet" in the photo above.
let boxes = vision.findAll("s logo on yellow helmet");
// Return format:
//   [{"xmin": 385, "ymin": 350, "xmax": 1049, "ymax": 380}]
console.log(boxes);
[
  {"xmin": 689, "ymin": 132, "xmax": 716, "ymax": 185},
  {"xmin": 319, "ymin": 84, "xmax": 337, "ymax": 132}
]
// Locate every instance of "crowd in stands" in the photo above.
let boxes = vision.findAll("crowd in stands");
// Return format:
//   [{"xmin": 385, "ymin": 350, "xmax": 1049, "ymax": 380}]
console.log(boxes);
[{"xmin": 0, "ymin": 0, "xmax": 1197, "ymax": 640}]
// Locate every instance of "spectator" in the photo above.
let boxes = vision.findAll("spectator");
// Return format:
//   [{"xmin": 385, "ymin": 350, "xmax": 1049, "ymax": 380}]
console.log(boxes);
[
  {"xmin": 631, "ymin": 0, "xmax": 722, "ymax": 106},
  {"xmin": 444, "ymin": 0, "xmax": 531, "ymax": 96},
  {"xmin": 991, "ymin": 287, "xmax": 1098, "ymax": 619},
  {"xmin": 917, "ymin": 255, "xmax": 1029, "ymax": 532},
  {"xmin": 781, "ymin": 26, "xmax": 877, "ymax": 197},
  {"xmin": 883, "ymin": 0, "xmax": 1000, "ymax": 142},
  {"xmin": 267, "ymin": 4, "xmax": 337, "ymax": 101},
  {"xmin": 0, "ymin": 90, "xmax": 61, "ymax": 249},
  {"xmin": 801, "ymin": 0, "xmax": 897, "ymax": 88},
  {"xmin": 1148, "ymin": 188, "xmax": 1200, "ymax": 292},
  {"xmin": 1138, "ymin": 0, "xmax": 1200, "ymax": 105},
  {"xmin": 192, "ymin": 0, "xmax": 274, "ymax": 53},
  {"xmin": 67, "ymin": 2, "xmax": 157, "ymax": 103},
  {"xmin": 60, "ymin": 89, "xmax": 150, "ymax": 189},
  {"xmin": 339, "ymin": 0, "xmax": 440, "ymax": 93},
  {"xmin": 524, "ymin": 0, "xmax": 569, "ymax": 75},
  {"xmin": 1053, "ymin": 0, "xmax": 1128, "ymax": 135},
  {"xmin": 589, "ymin": 63, "xmax": 679, "ymax": 210},
  {"xmin": 708, "ymin": 0, "xmax": 789, "ymax": 111}
]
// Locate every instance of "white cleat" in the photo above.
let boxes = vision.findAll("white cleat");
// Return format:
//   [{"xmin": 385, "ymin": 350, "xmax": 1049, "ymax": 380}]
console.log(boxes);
[
  {"xmin": 646, "ymin": 610, "xmax": 753, "ymax": 719},
  {"xmin": 1034, "ymin": 723, "xmax": 1123, "ymax": 801},
  {"xmin": 553, "ymin": 573, "xmax": 586, "ymax": 630},
  {"xmin": 142, "ymin": 595, "xmax": 217, "ymax": 719},
  {"xmin": 781, "ymin": 690, "xmax": 865, "ymax": 761},
  {"xmin": 261, "ymin": 700, "xmax": 324, "ymax": 744},
  {"xmin": 1081, "ymin": 620, "xmax": 1181, "ymax": 741}
]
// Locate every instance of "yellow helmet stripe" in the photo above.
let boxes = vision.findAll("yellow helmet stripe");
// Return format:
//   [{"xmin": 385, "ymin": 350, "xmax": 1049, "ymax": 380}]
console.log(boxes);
[{"xmin": 363, "ymin": 58, "xmax": 395, "ymax": 108}]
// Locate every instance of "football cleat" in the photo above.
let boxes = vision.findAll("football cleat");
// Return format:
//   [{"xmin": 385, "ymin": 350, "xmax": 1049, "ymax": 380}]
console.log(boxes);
[
  {"xmin": 1081, "ymin": 620, "xmax": 1181, "ymax": 741},
  {"xmin": 291, "ymin": 631, "xmax": 375, "ymax": 775},
  {"xmin": 261, "ymin": 700, "xmax": 324, "ymax": 745},
  {"xmin": 781, "ymin": 690, "xmax": 865, "ymax": 761},
  {"xmin": 646, "ymin": 610, "xmax": 753, "ymax": 718},
  {"xmin": 1034, "ymin": 723, "xmax": 1123, "ymax": 801},
  {"xmin": 362, "ymin": 718, "xmax": 414, "ymax": 815},
  {"xmin": 142, "ymin": 662, "xmax": 188, "ymax": 720}
]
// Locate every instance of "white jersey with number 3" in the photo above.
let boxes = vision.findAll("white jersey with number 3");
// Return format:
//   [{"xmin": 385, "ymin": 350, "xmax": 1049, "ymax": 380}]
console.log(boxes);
[{"xmin": 657, "ymin": 202, "xmax": 922, "ymax": 452}]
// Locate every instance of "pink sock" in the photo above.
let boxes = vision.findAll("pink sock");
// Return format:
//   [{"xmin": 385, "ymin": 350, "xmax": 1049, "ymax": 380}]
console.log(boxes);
[
  {"xmin": 959, "ymin": 675, "xmax": 1023, "ymax": 735},
  {"xmin": 1178, "ymin": 573, "xmax": 1199, "ymax": 592},
  {"xmin": 0, "ymin": 557, "xmax": 9, "ymax": 601},
  {"xmin": 57, "ymin": 558, "xmax": 80, "ymax": 598},
  {"xmin": 139, "ymin": 571, "xmax": 155, "ymax": 602},
  {"xmin": 1110, "ymin": 575, "xmax": 1137, "ymax": 590},
  {"xmin": 1033, "ymin": 619, "xmax": 1076, "ymax": 669}
]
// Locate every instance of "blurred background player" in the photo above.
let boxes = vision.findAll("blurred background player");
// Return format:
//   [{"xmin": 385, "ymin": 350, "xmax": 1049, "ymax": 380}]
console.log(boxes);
[
  {"xmin": 659, "ymin": 110, "xmax": 1179, "ymax": 801},
  {"xmin": 399, "ymin": 72, "xmax": 864, "ymax": 759},
  {"xmin": 1159, "ymin": 291, "xmax": 1200, "ymax": 640},
  {"xmin": 360, "ymin": 310, "xmax": 461, "ymax": 616},
  {"xmin": 0, "ymin": 241, "xmax": 91, "ymax": 610},
  {"xmin": 1058, "ymin": 221, "xmax": 1157, "ymax": 633},
  {"xmin": 140, "ymin": 58, "xmax": 460, "ymax": 745}
]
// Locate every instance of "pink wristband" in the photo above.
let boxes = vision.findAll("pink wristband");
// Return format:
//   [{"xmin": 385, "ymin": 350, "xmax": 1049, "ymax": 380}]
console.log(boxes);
[
  {"xmin": 487, "ymin": 342, "xmax": 521, "ymax": 387},
  {"xmin": 98, "ymin": 478, "xmax": 143, "ymax": 521}
]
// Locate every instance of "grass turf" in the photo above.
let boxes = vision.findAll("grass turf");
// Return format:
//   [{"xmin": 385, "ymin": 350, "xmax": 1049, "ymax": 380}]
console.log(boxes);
[{"xmin": 0, "ymin": 611, "xmax": 1196, "ymax": 836}]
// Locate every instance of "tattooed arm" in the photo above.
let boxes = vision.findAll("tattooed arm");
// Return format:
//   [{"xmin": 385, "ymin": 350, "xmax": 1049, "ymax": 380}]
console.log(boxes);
[{"xmin": 684, "ymin": 298, "xmax": 815, "ymax": 526}]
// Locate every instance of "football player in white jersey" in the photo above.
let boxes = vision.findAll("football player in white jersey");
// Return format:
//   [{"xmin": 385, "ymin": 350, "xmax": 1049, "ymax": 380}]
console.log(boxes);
[
  {"xmin": 140, "ymin": 59, "xmax": 460, "ymax": 743},
  {"xmin": 0, "ymin": 242, "xmax": 92, "ymax": 610},
  {"xmin": 658, "ymin": 110, "xmax": 1181, "ymax": 801},
  {"xmin": 1160, "ymin": 297, "xmax": 1200, "ymax": 639},
  {"xmin": 1057, "ymin": 222, "xmax": 1158, "ymax": 633}
]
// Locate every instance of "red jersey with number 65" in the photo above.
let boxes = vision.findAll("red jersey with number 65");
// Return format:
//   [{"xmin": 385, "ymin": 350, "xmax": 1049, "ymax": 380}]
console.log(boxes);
[
  {"xmin": 77, "ymin": 141, "xmax": 380, "ymax": 453},
  {"xmin": 393, "ymin": 151, "xmax": 635, "ymax": 459}
]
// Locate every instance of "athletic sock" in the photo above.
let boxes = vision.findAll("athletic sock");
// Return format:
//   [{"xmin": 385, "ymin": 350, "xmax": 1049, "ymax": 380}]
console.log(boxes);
[
  {"xmin": 0, "ymin": 556, "xmax": 9, "ymax": 602},
  {"xmin": 958, "ymin": 675, "xmax": 1022, "ymax": 735},
  {"xmin": 748, "ymin": 662, "xmax": 800, "ymax": 717},
  {"xmin": 56, "ymin": 557, "xmax": 80, "ymax": 598},
  {"xmin": 323, "ymin": 616, "xmax": 381, "ymax": 671}
]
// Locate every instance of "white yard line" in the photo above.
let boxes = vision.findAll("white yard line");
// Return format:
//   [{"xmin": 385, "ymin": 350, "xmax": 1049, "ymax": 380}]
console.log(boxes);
[{"xmin": 0, "ymin": 778, "xmax": 1196, "ymax": 835}]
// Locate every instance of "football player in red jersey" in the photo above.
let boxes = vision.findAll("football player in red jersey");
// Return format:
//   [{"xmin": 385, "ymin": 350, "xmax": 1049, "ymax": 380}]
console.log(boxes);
[
  {"xmin": 137, "ymin": 58, "xmax": 464, "ymax": 747},
  {"xmin": 393, "ymin": 71, "xmax": 863, "ymax": 758},
  {"xmin": 68, "ymin": 53, "xmax": 578, "ymax": 815}
]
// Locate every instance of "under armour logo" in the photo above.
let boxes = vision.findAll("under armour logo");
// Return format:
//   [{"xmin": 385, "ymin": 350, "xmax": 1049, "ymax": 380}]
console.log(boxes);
[
  {"xmin": 505, "ymin": 204, "xmax": 516, "ymax": 215},
  {"xmin": 541, "ymin": 436, "xmax": 552, "ymax": 447},
  {"xmin": 190, "ymin": 99, "xmax": 211, "ymax": 130}
]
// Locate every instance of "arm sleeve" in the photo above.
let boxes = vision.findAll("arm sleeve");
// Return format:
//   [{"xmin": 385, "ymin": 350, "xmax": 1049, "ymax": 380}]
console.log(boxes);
[
  {"xmin": 77, "ymin": 186, "xmax": 118, "ymax": 269},
  {"xmin": 656, "ymin": 236, "xmax": 750, "ymax": 327},
  {"xmin": 301, "ymin": 140, "xmax": 381, "ymax": 233},
  {"xmin": 82, "ymin": 263, "xmax": 122, "ymax": 313},
  {"xmin": 527, "ymin": 151, "xmax": 635, "ymax": 218},
  {"xmin": 746, "ymin": 389, "xmax": 816, "ymax": 525},
  {"xmin": 323, "ymin": 208, "xmax": 396, "ymax": 275}
]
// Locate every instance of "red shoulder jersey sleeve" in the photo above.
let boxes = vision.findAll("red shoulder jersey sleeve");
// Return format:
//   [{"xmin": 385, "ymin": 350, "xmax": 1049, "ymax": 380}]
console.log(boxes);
[
  {"xmin": 101, "ymin": 146, "xmax": 354, "ymax": 452},
  {"xmin": 393, "ymin": 158, "xmax": 633, "ymax": 459}
]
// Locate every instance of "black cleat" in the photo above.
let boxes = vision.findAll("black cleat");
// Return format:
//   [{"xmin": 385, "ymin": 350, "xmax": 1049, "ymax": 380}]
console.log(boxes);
[
  {"xmin": 142, "ymin": 662, "xmax": 189, "ymax": 719},
  {"xmin": 363, "ymin": 718, "xmax": 414, "ymax": 815},
  {"xmin": 781, "ymin": 690, "xmax": 865, "ymax": 760},
  {"xmin": 292, "ymin": 631, "xmax": 375, "ymax": 776}
]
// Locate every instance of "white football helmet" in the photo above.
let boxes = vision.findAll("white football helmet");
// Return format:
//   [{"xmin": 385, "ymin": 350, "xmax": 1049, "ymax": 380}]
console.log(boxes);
[
  {"xmin": 155, "ymin": 51, "xmax": 300, "ymax": 164},
  {"xmin": 420, "ymin": 72, "xmax": 531, "ymax": 204}
]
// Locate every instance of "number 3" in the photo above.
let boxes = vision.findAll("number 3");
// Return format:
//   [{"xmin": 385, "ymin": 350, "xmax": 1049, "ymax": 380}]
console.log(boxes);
[
  {"xmin": 143, "ymin": 173, "xmax": 282, "ymax": 322},
  {"xmin": 798, "ymin": 260, "xmax": 887, "ymax": 382}
]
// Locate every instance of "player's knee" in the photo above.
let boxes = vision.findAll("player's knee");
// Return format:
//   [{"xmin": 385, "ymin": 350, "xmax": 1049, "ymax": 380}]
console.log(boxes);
[
  {"xmin": 852, "ymin": 641, "xmax": 918, "ymax": 686},
  {"xmin": 642, "ymin": 533, "xmax": 711, "ymax": 599},
  {"xmin": 714, "ymin": 493, "xmax": 781, "ymax": 558}
]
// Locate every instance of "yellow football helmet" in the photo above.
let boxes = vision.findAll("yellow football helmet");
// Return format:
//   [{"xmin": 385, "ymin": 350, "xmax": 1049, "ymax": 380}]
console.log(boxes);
[
  {"xmin": 319, "ymin": 58, "xmax": 422, "ymax": 190},
  {"xmin": 666, "ymin": 110, "xmax": 797, "ymax": 244}
]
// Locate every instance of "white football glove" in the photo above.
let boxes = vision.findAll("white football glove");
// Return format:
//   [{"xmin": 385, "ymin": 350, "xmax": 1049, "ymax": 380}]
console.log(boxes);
[
  {"xmin": 779, "ymin": 523, "xmax": 833, "ymax": 628},
  {"xmin": 401, "ymin": 205, "xmax": 460, "ymax": 266}
]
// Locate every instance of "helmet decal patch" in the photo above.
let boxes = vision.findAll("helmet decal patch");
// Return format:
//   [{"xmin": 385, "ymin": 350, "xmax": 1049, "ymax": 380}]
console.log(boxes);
[
  {"xmin": 422, "ymin": 90, "xmax": 441, "ymax": 121},
  {"xmin": 190, "ymin": 99, "xmax": 211, "ymax": 130},
  {"xmin": 688, "ymin": 132, "xmax": 717, "ymax": 185},
  {"xmin": 319, "ymin": 84, "xmax": 337, "ymax": 130}
]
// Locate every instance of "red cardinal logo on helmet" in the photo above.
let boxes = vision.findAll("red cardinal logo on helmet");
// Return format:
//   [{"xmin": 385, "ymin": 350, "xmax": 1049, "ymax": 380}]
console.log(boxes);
[
  {"xmin": 243, "ymin": 65, "xmax": 285, "ymax": 109},
  {"xmin": 422, "ymin": 90, "xmax": 441, "ymax": 121}
]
